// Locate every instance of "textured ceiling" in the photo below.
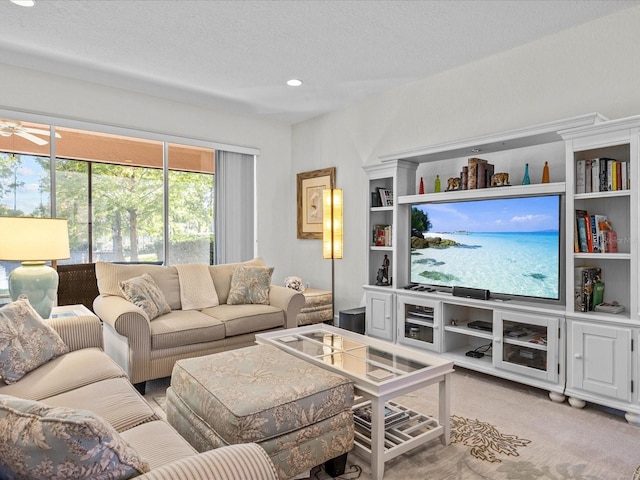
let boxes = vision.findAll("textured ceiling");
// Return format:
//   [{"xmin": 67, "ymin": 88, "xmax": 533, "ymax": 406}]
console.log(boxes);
[{"xmin": 0, "ymin": 0, "xmax": 637, "ymax": 124}]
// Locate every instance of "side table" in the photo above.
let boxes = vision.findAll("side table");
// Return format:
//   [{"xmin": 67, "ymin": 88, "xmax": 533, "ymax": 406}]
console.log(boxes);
[
  {"xmin": 297, "ymin": 288, "xmax": 333, "ymax": 326},
  {"xmin": 51, "ymin": 304, "xmax": 96, "ymax": 320}
]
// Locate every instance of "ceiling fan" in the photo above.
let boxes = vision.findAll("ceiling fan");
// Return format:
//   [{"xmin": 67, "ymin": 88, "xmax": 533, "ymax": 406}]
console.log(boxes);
[{"xmin": 0, "ymin": 119, "xmax": 61, "ymax": 146}]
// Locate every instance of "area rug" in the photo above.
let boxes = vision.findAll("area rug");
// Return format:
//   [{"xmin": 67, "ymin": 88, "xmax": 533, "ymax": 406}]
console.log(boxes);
[{"xmin": 147, "ymin": 369, "xmax": 639, "ymax": 480}]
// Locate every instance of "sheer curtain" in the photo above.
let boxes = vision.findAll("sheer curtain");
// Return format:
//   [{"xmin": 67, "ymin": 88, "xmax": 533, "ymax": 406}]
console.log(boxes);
[{"xmin": 214, "ymin": 151, "xmax": 256, "ymax": 264}]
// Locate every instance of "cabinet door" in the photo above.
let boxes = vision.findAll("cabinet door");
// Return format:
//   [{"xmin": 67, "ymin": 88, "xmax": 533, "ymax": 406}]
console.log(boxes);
[
  {"xmin": 396, "ymin": 295, "xmax": 440, "ymax": 352},
  {"xmin": 568, "ymin": 321, "xmax": 632, "ymax": 402},
  {"xmin": 365, "ymin": 290, "xmax": 394, "ymax": 341},
  {"xmin": 494, "ymin": 310, "xmax": 561, "ymax": 382}
]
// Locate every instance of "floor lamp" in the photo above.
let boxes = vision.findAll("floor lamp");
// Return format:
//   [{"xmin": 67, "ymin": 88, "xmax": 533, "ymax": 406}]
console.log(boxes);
[
  {"xmin": 0, "ymin": 217, "xmax": 70, "ymax": 319},
  {"xmin": 323, "ymin": 188, "xmax": 343, "ymax": 325}
]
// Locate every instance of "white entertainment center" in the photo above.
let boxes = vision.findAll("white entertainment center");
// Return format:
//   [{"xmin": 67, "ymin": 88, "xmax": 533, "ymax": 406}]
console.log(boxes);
[{"xmin": 363, "ymin": 113, "xmax": 640, "ymax": 425}]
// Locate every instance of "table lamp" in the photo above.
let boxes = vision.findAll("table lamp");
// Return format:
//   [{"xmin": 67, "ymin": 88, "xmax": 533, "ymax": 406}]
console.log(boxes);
[{"xmin": 0, "ymin": 217, "xmax": 70, "ymax": 319}]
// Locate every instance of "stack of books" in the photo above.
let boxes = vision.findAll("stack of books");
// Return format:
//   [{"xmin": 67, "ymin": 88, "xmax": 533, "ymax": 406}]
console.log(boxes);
[
  {"xmin": 576, "ymin": 157, "xmax": 629, "ymax": 193},
  {"xmin": 353, "ymin": 403, "xmax": 409, "ymax": 432},
  {"xmin": 574, "ymin": 265, "xmax": 603, "ymax": 312},
  {"xmin": 574, "ymin": 209, "xmax": 617, "ymax": 253},
  {"xmin": 372, "ymin": 225, "xmax": 392, "ymax": 246},
  {"xmin": 466, "ymin": 157, "xmax": 495, "ymax": 190}
]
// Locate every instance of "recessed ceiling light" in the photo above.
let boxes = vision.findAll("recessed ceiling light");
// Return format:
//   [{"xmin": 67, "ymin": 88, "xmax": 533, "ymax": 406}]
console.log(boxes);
[
  {"xmin": 286, "ymin": 79, "xmax": 303, "ymax": 87},
  {"xmin": 10, "ymin": 0, "xmax": 36, "ymax": 6}
]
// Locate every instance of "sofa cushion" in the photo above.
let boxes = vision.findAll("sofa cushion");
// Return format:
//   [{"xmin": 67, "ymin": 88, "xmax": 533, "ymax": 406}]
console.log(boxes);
[
  {"xmin": 120, "ymin": 273, "xmax": 171, "ymax": 320},
  {"xmin": 119, "ymin": 420, "xmax": 197, "ymax": 470},
  {"xmin": 0, "ymin": 297, "xmax": 69, "ymax": 384},
  {"xmin": 209, "ymin": 257, "xmax": 265, "ymax": 304},
  {"xmin": 0, "ymin": 348, "xmax": 127, "ymax": 401},
  {"xmin": 202, "ymin": 304, "xmax": 285, "ymax": 337},
  {"xmin": 96, "ymin": 262, "xmax": 182, "ymax": 310},
  {"xmin": 0, "ymin": 394, "xmax": 150, "ymax": 479},
  {"xmin": 150, "ymin": 310, "xmax": 226, "ymax": 350},
  {"xmin": 227, "ymin": 266, "xmax": 274, "ymax": 305},
  {"xmin": 42, "ymin": 378, "xmax": 159, "ymax": 433}
]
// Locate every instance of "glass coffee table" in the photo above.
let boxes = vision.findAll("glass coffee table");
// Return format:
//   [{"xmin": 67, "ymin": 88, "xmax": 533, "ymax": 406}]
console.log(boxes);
[{"xmin": 256, "ymin": 324, "xmax": 454, "ymax": 480}]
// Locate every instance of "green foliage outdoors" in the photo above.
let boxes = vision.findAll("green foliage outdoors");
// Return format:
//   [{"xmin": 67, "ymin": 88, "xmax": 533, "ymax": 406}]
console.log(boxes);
[
  {"xmin": 411, "ymin": 207, "xmax": 432, "ymax": 233},
  {"xmin": 1, "ymin": 153, "xmax": 215, "ymax": 263}
]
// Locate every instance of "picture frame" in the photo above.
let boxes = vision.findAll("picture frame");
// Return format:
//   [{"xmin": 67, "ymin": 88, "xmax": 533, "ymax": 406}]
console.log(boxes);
[
  {"xmin": 297, "ymin": 167, "xmax": 336, "ymax": 239},
  {"xmin": 377, "ymin": 187, "xmax": 393, "ymax": 207}
]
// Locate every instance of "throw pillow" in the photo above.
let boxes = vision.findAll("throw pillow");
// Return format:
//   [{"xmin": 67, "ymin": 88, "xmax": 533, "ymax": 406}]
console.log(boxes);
[
  {"xmin": 227, "ymin": 265, "xmax": 274, "ymax": 305},
  {"xmin": 119, "ymin": 273, "xmax": 171, "ymax": 320},
  {"xmin": 0, "ymin": 394, "xmax": 150, "ymax": 479},
  {"xmin": 0, "ymin": 296, "xmax": 69, "ymax": 385}
]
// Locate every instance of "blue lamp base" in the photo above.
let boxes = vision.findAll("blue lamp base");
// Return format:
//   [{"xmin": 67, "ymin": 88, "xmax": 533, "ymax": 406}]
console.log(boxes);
[{"xmin": 8, "ymin": 261, "xmax": 59, "ymax": 319}]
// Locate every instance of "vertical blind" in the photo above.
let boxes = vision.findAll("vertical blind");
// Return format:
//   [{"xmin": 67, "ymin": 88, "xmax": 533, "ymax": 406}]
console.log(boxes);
[{"xmin": 215, "ymin": 151, "xmax": 256, "ymax": 264}]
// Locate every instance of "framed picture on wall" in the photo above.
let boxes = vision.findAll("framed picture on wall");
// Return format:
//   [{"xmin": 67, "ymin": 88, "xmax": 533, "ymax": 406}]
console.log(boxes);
[{"xmin": 296, "ymin": 167, "xmax": 336, "ymax": 239}]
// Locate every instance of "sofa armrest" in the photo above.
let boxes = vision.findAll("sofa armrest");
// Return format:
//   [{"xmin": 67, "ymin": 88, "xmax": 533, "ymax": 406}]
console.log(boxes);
[
  {"xmin": 136, "ymin": 443, "xmax": 278, "ymax": 480},
  {"xmin": 268, "ymin": 285, "xmax": 305, "ymax": 329},
  {"xmin": 94, "ymin": 295, "xmax": 153, "ymax": 383},
  {"xmin": 46, "ymin": 314, "xmax": 103, "ymax": 351},
  {"xmin": 94, "ymin": 294, "xmax": 151, "ymax": 336}
]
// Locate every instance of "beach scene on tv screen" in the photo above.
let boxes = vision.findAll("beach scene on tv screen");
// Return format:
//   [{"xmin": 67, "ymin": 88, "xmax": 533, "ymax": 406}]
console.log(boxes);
[{"xmin": 410, "ymin": 196, "xmax": 560, "ymax": 299}]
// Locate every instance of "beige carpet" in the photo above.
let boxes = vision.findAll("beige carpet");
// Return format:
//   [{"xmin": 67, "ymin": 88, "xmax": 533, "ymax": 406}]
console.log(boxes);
[{"xmin": 146, "ymin": 369, "xmax": 639, "ymax": 480}]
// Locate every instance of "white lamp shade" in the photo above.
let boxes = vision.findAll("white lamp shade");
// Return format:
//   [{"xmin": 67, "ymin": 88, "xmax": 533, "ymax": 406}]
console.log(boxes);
[
  {"xmin": 0, "ymin": 217, "xmax": 70, "ymax": 261},
  {"xmin": 323, "ymin": 188, "xmax": 343, "ymax": 260}
]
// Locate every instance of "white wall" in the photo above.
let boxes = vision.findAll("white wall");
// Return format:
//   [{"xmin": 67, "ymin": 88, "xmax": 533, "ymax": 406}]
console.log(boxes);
[
  {"xmin": 291, "ymin": 5, "xmax": 640, "ymax": 315},
  {"xmin": 0, "ymin": 64, "xmax": 295, "ymax": 285},
  {"xmin": 2, "ymin": 6, "xmax": 640, "ymax": 316}
]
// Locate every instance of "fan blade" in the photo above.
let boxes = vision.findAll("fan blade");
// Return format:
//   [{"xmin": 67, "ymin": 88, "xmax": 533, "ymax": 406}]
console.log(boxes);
[
  {"xmin": 15, "ymin": 131, "xmax": 48, "ymax": 146},
  {"xmin": 22, "ymin": 127, "xmax": 61, "ymax": 138},
  {"xmin": 22, "ymin": 127, "xmax": 49, "ymax": 135}
]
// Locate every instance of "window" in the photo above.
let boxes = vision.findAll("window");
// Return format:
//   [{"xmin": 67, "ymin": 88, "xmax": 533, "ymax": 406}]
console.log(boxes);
[
  {"xmin": 168, "ymin": 143, "xmax": 215, "ymax": 264},
  {"xmin": 0, "ymin": 117, "xmax": 218, "ymax": 299}
]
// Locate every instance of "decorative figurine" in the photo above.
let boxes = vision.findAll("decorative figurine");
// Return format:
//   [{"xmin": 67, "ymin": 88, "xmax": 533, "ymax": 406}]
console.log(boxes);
[
  {"xmin": 376, "ymin": 255, "xmax": 391, "ymax": 286},
  {"xmin": 446, "ymin": 177, "xmax": 461, "ymax": 191},
  {"xmin": 490, "ymin": 172, "xmax": 509, "ymax": 186}
]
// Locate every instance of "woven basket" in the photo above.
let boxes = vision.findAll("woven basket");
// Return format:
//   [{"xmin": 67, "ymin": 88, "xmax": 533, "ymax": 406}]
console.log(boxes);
[{"xmin": 57, "ymin": 263, "xmax": 99, "ymax": 312}]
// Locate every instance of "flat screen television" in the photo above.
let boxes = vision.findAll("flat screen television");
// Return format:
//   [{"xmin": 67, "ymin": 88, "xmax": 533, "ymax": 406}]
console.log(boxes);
[{"xmin": 410, "ymin": 194, "xmax": 564, "ymax": 304}]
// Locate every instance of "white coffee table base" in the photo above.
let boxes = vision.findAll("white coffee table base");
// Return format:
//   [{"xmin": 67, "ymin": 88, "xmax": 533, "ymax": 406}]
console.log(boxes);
[
  {"xmin": 353, "ymin": 373, "xmax": 451, "ymax": 480},
  {"xmin": 256, "ymin": 324, "xmax": 453, "ymax": 480}
]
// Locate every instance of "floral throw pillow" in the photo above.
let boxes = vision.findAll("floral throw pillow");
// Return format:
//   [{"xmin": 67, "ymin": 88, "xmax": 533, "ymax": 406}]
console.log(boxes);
[
  {"xmin": 119, "ymin": 273, "xmax": 171, "ymax": 320},
  {"xmin": 226, "ymin": 266, "xmax": 274, "ymax": 305},
  {"xmin": 0, "ymin": 394, "xmax": 150, "ymax": 479},
  {"xmin": 0, "ymin": 296, "xmax": 69, "ymax": 385}
]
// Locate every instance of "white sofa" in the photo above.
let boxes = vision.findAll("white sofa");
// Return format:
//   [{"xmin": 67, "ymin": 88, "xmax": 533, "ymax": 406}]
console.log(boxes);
[
  {"xmin": 0, "ymin": 303, "xmax": 278, "ymax": 480},
  {"xmin": 93, "ymin": 258, "xmax": 305, "ymax": 392}
]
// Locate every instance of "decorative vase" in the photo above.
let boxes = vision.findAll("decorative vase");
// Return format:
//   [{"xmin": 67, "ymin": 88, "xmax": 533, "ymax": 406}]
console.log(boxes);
[
  {"xmin": 435, "ymin": 175, "xmax": 441, "ymax": 193},
  {"xmin": 8, "ymin": 262, "xmax": 59, "ymax": 319},
  {"xmin": 419, "ymin": 177, "xmax": 425, "ymax": 194},
  {"xmin": 542, "ymin": 161, "xmax": 550, "ymax": 183},
  {"xmin": 522, "ymin": 163, "xmax": 531, "ymax": 185}
]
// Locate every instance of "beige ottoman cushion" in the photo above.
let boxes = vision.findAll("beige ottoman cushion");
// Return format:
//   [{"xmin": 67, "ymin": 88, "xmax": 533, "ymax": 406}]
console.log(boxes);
[{"xmin": 167, "ymin": 344, "xmax": 354, "ymax": 480}]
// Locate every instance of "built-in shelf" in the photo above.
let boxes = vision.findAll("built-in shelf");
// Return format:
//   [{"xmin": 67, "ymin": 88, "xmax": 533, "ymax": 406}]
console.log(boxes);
[
  {"xmin": 398, "ymin": 182, "xmax": 566, "ymax": 204},
  {"xmin": 364, "ymin": 113, "xmax": 640, "ymax": 426}
]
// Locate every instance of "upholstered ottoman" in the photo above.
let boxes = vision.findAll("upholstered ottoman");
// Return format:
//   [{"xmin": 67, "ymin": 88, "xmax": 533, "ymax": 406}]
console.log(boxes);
[
  {"xmin": 297, "ymin": 288, "xmax": 333, "ymax": 325},
  {"xmin": 166, "ymin": 344, "xmax": 354, "ymax": 480}
]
